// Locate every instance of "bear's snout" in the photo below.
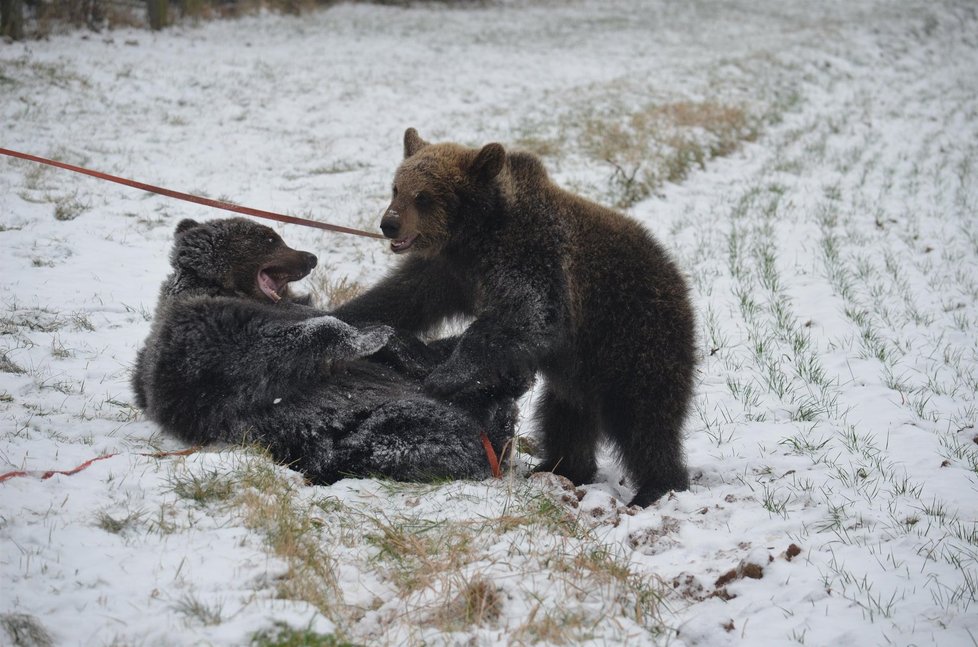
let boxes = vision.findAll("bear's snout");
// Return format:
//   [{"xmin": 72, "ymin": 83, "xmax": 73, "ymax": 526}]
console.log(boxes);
[
  {"xmin": 300, "ymin": 251, "xmax": 318, "ymax": 271},
  {"xmin": 380, "ymin": 211, "xmax": 401, "ymax": 239}
]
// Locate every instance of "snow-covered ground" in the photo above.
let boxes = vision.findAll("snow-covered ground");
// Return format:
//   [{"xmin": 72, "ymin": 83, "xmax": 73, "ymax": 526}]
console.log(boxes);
[{"xmin": 2, "ymin": 1, "xmax": 977, "ymax": 644}]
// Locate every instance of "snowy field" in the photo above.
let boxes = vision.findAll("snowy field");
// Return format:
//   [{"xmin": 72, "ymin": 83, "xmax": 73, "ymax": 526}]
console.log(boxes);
[{"xmin": 2, "ymin": 0, "xmax": 978, "ymax": 644}]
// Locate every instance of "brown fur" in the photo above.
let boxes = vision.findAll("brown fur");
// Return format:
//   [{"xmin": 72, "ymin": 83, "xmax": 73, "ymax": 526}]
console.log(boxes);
[{"xmin": 336, "ymin": 129, "xmax": 696, "ymax": 506}]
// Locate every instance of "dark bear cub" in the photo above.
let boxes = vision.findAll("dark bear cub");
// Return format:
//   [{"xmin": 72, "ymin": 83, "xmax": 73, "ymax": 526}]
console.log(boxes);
[
  {"xmin": 133, "ymin": 217, "xmax": 517, "ymax": 484},
  {"xmin": 335, "ymin": 129, "xmax": 696, "ymax": 506}
]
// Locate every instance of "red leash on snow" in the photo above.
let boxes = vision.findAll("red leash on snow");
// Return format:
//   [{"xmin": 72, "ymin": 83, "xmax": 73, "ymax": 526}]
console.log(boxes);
[
  {"xmin": 0, "ymin": 447, "xmax": 201, "ymax": 483},
  {"xmin": 0, "ymin": 147, "xmax": 386, "ymax": 240},
  {"xmin": 0, "ymin": 148, "xmax": 504, "ymax": 480}
]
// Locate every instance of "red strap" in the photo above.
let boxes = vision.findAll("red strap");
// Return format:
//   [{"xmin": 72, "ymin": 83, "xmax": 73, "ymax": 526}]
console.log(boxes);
[
  {"xmin": 0, "ymin": 147, "xmax": 386, "ymax": 240},
  {"xmin": 0, "ymin": 453, "xmax": 118, "ymax": 483},
  {"xmin": 0, "ymin": 447, "xmax": 201, "ymax": 483},
  {"xmin": 480, "ymin": 432, "xmax": 502, "ymax": 478}
]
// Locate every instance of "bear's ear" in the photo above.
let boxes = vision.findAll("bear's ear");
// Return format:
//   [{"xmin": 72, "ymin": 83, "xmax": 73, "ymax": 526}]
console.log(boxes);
[
  {"xmin": 170, "ymin": 224, "xmax": 216, "ymax": 273},
  {"xmin": 175, "ymin": 219, "xmax": 201, "ymax": 235},
  {"xmin": 404, "ymin": 128, "xmax": 429, "ymax": 158},
  {"xmin": 470, "ymin": 143, "xmax": 505, "ymax": 182}
]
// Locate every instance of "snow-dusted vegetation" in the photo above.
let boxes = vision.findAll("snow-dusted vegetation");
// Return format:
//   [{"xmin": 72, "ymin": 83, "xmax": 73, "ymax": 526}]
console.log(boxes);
[{"xmin": 2, "ymin": 1, "xmax": 977, "ymax": 644}]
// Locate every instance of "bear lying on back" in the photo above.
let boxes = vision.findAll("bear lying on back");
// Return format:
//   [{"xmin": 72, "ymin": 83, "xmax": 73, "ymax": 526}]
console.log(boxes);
[
  {"xmin": 132, "ymin": 217, "xmax": 517, "ymax": 483},
  {"xmin": 335, "ymin": 129, "xmax": 696, "ymax": 506}
]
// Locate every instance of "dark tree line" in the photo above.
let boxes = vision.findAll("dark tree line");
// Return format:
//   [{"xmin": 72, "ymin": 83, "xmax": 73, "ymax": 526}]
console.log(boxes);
[
  {"xmin": 0, "ymin": 0, "xmax": 169, "ymax": 38},
  {"xmin": 0, "ymin": 0, "xmax": 482, "ymax": 38},
  {"xmin": 1, "ymin": 0, "xmax": 24, "ymax": 39}
]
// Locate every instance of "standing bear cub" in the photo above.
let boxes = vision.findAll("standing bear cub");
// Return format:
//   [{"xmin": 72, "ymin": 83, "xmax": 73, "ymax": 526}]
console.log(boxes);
[
  {"xmin": 335, "ymin": 128, "xmax": 696, "ymax": 506},
  {"xmin": 133, "ymin": 217, "xmax": 517, "ymax": 484}
]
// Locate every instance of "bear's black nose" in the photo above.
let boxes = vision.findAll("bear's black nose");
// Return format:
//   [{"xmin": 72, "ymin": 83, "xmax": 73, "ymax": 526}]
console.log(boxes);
[
  {"xmin": 302, "ymin": 252, "xmax": 318, "ymax": 270},
  {"xmin": 380, "ymin": 214, "xmax": 401, "ymax": 239}
]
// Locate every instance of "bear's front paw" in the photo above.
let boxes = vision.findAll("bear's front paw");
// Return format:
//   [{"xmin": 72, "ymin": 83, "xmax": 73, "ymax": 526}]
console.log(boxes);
[
  {"xmin": 298, "ymin": 315, "xmax": 350, "ymax": 336},
  {"xmin": 302, "ymin": 317, "xmax": 393, "ymax": 360},
  {"xmin": 351, "ymin": 325, "xmax": 395, "ymax": 358}
]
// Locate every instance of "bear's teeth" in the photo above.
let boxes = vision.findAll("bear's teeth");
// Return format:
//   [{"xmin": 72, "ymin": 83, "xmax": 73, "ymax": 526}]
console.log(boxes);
[
  {"xmin": 390, "ymin": 233, "xmax": 418, "ymax": 253},
  {"xmin": 258, "ymin": 269, "xmax": 284, "ymax": 302}
]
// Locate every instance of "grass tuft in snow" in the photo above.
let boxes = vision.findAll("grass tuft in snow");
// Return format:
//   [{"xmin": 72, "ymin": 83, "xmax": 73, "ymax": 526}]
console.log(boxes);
[
  {"xmin": 251, "ymin": 622, "xmax": 354, "ymax": 647},
  {"xmin": 0, "ymin": 613, "xmax": 53, "ymax": 647},
  {"xmin": 365, "ymin": 514, "xmax": 477, "ymax": 596},
  {"xmin": 159, "ymin": 453, "xmax": 349, "ymax": 629},
  {"xmin": 308, "ymin": 268, "xmax": 364, "ymax": 309},
  {"xmin": 173, "ymin": 593, "xmax": 224, "ymax": 627},
  {"xmin": 580, "ymin": 100, "xmax": 759, "ymax": 208},
  {"xmin": 233, "ymin": 455, "xmax": 345, "ymax": 629},
  {"xmin": 95, "ymin": 509, "xmax": 144, "ymax": 535},
  {"xmin": 0, "ymin": 350, "xmax": 26, "ymax": 374},
  {"xmin": 428, "ymin": 575, "xmax": 504, "ymax": 631},
  {"xmin": 52, "ymin": 192, "xmax": 90, "ymax": 221},
  {"xmin": 167, "ymin": 469, "xmax": 236, "ymax": 506},
  {"xmin": 346, "ymin": 478, "xmax": 670, "ymax": 643}
]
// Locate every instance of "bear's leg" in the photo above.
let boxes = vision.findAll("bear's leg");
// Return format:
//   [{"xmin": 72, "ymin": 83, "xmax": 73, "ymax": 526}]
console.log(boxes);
[
  {"xmin": 535, "ymin": 387, "xmax": 599, "ymax": 485},
  {"xmin": 338, "ymin": 398, "xmax": 491, "ymax": 481},
  {"xmin": 602, "ymin": 399, "xmax": 689, "ymax": 507}
]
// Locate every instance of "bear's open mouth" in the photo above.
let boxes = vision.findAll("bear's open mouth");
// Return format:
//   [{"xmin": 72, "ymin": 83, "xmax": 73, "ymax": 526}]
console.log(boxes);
[
  {"xmin": 390, "ymin": 233, "xmax": 418, "ymax": 254},
  {"xmin": 257, "ymin": 266, "xmax": 307, "ymax": 303}
]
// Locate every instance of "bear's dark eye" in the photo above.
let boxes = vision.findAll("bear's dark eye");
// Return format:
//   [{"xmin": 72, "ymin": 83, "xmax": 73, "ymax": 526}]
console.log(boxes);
[
  {"xmin": 415, "ymin": 192, "xmax": 431, "ymax": 209},
  {"xmin": 392, "ymin": 185, "xmax": 399, "ymax": 199}
]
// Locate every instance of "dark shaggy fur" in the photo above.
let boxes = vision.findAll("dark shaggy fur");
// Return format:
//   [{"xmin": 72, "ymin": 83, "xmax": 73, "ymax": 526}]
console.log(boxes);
[
  {"xmin": 334, "ymin": 129, "xmax": 696, "ymax": 506},
  {"xmin": 132, "ymin": 217, "xmax": 517, "ymax": 483}
]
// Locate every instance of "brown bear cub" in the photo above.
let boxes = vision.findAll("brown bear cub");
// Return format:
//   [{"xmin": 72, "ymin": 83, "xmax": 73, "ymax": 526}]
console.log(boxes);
[
  {"xmin": 335, "ymin": 128, "xmax": 696, "ymax": 506},
  {"xmin": 133, "ymin": 217, "xmax": 520, "ymax": 485}
]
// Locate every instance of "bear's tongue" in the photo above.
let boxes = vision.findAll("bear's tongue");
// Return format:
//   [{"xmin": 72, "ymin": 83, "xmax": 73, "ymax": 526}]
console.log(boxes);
[
  {"xmin": 258, "ymin": 269, "xmax": 286, "ymax": 303},
  {"xmin": 390, "ymin": 233, "xmax": 418, "ymax": 254}
]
